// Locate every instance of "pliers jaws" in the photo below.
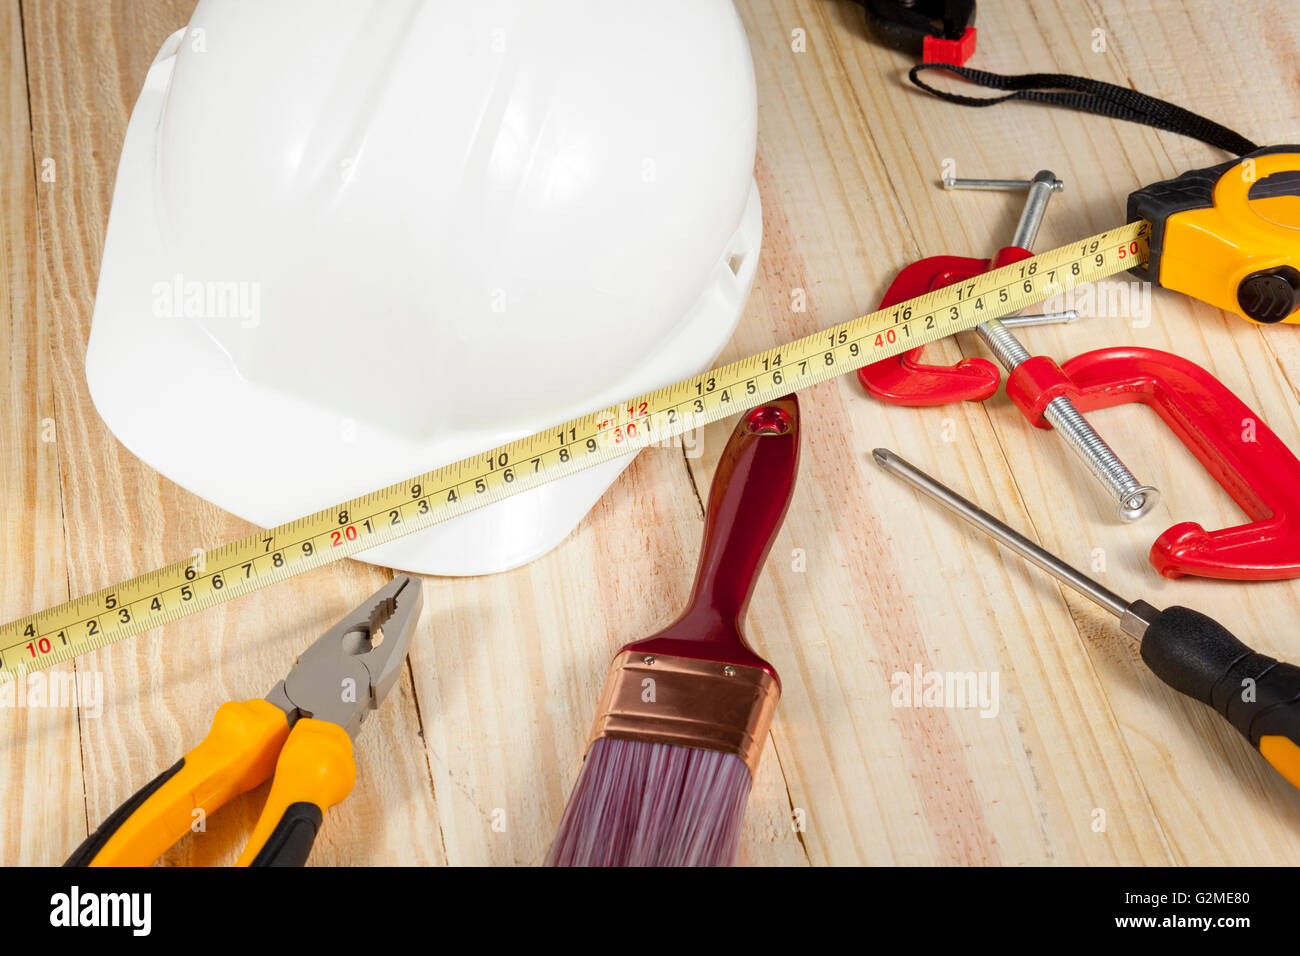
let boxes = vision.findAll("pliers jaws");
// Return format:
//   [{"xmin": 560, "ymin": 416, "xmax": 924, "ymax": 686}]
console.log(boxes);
[{"xmin": 267, "ymin": 575, "xmax": 422, "ymax": 740}]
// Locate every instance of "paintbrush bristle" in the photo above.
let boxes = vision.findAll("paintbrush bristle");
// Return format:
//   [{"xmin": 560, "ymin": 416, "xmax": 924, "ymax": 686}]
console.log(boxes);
[{"xmin": 546, "ymin": 738, "xmax": 752, "ymax": 866}]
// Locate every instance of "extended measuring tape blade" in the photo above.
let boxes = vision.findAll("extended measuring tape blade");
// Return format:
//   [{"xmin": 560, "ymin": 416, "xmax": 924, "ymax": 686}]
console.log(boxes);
[{"xmin": 1, "ymin": 222, "xmax": 1149, "ymax": 681}]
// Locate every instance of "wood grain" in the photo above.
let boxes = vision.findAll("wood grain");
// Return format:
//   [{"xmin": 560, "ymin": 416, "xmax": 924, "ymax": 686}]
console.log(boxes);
[
  {"xmin": 2, "ymin": 0, "xmax": 1298, "ymax": 865},
  {"xmin": 0, "ymin": 0, "xmax": 82, "ymax": 867}
]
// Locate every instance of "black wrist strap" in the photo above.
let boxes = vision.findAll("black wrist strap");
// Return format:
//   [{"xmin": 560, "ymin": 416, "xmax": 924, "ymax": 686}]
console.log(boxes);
[{"xmin": 909, "ymin": 63, "xmax": 1259, "ymax": 156}]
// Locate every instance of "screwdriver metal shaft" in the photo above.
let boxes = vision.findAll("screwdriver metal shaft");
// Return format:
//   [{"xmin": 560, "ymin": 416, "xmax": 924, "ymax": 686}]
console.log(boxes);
[
  {"xmin": 871, "ymin": 448, "xmax": 1156, "ymax": 635},
  {"xmin": 871, "ymin": 447, "xmax": 1300, "ymax": 792}
]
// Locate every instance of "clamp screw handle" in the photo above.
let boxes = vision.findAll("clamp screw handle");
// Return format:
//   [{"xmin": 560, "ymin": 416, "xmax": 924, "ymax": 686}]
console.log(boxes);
[
  {"xmin": 959, "ymin": 171, "xmax": 1159, "ymax": 521},
  {"xmin": 943, "ymin": 176, "xmax": 1065, "ymax": 192}
]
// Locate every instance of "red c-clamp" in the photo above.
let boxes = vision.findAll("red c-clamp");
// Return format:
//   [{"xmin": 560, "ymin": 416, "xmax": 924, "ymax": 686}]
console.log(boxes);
[
  {"xmin": 860, "ymin": 173, "xmax": 1300, "ymax": 581},
  {"xmin": 1006, "ymin": 348, "xmax": 1300, "ymax": 581},
  {"xmin": 860, "ymin": 245, "xmax": 1032, "ymax": 405}
]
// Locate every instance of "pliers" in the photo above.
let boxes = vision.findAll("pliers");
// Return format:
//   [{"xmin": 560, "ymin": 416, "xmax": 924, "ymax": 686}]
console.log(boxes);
[{"xmin": 65, "ymin": 575, "xmax": 422, "ymax": 867}]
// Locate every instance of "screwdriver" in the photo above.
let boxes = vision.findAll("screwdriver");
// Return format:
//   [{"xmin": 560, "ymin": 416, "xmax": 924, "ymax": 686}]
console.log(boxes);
[{"xmin": 872, "ymin": 448, "xmax": 1300, "ymax": 790}]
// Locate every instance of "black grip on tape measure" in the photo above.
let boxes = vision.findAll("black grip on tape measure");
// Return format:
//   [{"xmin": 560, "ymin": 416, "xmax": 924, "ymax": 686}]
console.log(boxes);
[
  {"xmin": 1141, "ymin": 606, "xmax": 1300, "ymax": 746},
  {"xmin": 1126, "ymin": 145, "xmax": 1300, "ymax": 288},
  {"xmin": 857, "ymin": 0, "xmax": 975, "ymax": 55},
  {"xmin": 64, "ymin": 757, "xmax": 186, "ymax": 866}
]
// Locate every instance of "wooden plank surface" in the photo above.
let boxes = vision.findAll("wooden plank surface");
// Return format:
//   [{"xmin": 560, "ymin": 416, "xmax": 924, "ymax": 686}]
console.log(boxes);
[
  {"xmin": 2, "ymin": 0, "xmax": 1298, "ymax": 865},
  {"xmin": 0, "ymin": 0, "xmax": 81, "ymax": 867}
]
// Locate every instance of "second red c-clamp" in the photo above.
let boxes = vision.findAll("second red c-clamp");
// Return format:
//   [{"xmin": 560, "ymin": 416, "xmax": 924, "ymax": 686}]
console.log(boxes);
[
  {"xmin": 860, "ymin": 172, "xmax": 1300, "ymax": 581},
  {"xmin": 1007, "ymin": 347, "xmax": 1300, "ymax": 580}
]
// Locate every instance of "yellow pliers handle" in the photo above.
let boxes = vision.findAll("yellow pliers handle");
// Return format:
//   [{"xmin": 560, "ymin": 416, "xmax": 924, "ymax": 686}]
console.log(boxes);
[
  {"xmin": 237, "ymin": 718, "xmax": 355, "ymax": 866},
  {"xmin": 65, "ymin": 699, "xmax": 355, "ymax": 867}
]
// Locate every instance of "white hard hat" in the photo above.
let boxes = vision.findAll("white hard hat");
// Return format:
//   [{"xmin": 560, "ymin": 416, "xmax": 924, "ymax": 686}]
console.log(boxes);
[{"xmin": 86, "ymin": 0, "xmax": 761, "ymax": 575}]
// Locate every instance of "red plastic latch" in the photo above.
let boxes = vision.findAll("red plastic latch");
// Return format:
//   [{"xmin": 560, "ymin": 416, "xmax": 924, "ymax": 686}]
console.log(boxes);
[{"xmin": 921, "ymin": 26, "xmax": 977, "ymax": 67}]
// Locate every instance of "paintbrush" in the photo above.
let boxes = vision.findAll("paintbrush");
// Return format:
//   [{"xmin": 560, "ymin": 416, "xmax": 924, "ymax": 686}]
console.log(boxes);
[{"xmin": 546, "ymin": 395, "xmax": 800, "ymax": 866}]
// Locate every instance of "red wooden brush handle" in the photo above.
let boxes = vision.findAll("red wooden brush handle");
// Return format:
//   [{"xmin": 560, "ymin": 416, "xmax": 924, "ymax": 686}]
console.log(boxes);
[
  {"xmin": 627, "ymin": 395, "xmax": 800, "ymax": 673},
  {"xmin": 688, "ymin": 395, "xmax": 801, "ymax": 623}
]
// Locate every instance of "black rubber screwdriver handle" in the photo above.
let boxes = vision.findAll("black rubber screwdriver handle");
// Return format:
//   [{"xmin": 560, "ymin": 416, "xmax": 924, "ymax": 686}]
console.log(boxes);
[{"xmin": 1141, "ymin": 606, "xmax": 1300, "ymax": 788}]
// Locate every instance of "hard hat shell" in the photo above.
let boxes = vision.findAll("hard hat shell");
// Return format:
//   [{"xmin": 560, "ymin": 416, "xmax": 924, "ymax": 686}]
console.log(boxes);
[{"xmin": 86, "ymin": 0, "xmax": 761, "ymax": 574}]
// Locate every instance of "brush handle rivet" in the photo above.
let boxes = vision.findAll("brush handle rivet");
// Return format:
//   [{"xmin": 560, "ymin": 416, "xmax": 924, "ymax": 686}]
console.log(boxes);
[
  {"xmin": 723, "ymin": 665, "xmax": 736, "ymax": 677},
  {"xmin": 643, "ymin": 655, "xmax": 656, "ymax": 665}
]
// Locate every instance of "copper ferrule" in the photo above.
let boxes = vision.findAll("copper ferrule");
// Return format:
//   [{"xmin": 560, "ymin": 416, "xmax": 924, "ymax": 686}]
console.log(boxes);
[{"xmin": 585, "ymin": 650, "xmax": 780, "ymax": 776}]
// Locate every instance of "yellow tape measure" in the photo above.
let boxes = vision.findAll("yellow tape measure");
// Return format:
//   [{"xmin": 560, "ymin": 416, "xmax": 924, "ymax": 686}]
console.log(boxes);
[{"xmin": 1, "ymin": 222, "xmax": 1149, "ymax": 681}]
